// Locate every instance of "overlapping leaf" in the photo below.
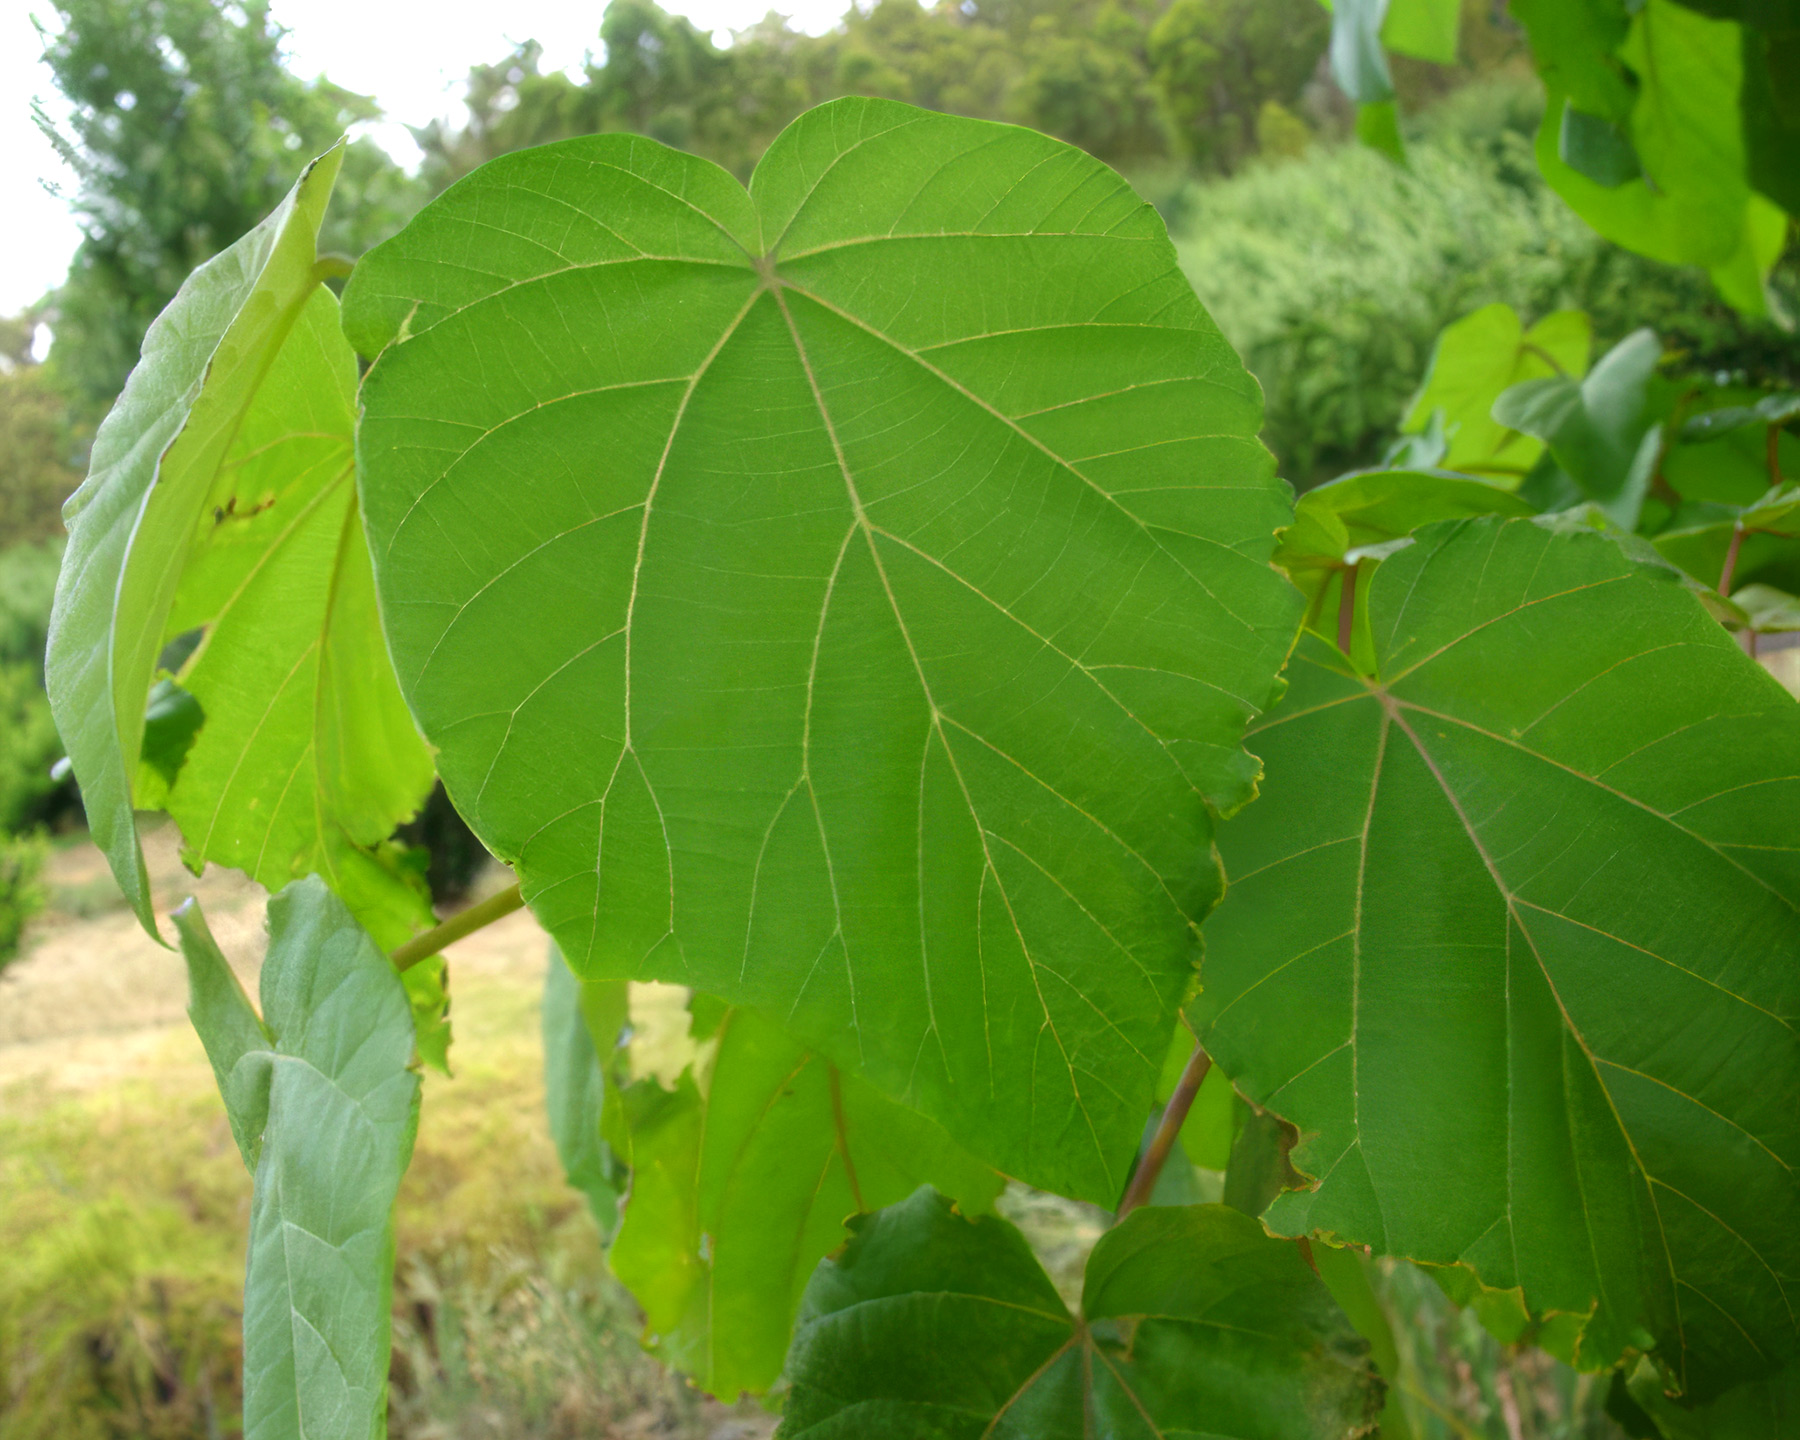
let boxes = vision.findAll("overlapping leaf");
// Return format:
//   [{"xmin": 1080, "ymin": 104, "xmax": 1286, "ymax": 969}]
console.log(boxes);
[
  {"xmin": 177, "ymin": 877, "xmax": 420, "ymax": 1440},
  {"xmin": 1518, "ymin": 0, "xmax": 1788, "ymax": 313},
  {"xmin": 1400, "ymin": 304, "xmax": 1592, "ymax": 479},
  {"xmin": 1194, "ymin": 515, "xmax": 1800, "ymax": 1401},
  {"xmin": 344, "ymin": 97, "xmax": 1299, "ymax": 1200},
  {"xmin": 779, "ymin": 1187, "xmax": 1382, "ymax": 1438},
  {"xmin": 155, "ymin": 284, "xmax": 436, "ymax": 951},
  {"xmin": 607, "ymin": 1002, "xmax": 1001, "ymax": 1398},
  {"xmin": 44, "ymin": 141, "xmax": 436, "ymax": 958},
  {"xmin": 1493, "ymin": 329, "xmax": 1663, "ymax": 528},
  {"xmin": 47, "ymin": 145, "xmax": 346, "ymax": 931},
  {"xmin": 1277, "ymin": 469, "xmax": 1535, "ymax": 660}
]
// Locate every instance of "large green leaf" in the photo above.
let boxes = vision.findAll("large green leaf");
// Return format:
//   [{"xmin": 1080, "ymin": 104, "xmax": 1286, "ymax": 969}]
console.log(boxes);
[
  {"xmin": 779, "ymin": 1187, "xmax": 1382, "ymax": 1438},
  {"xmin": 607, "ymin": 1002, "xmax": 1001, "ymax": 1398},
  {"xmin": 343, "ymin": 98, "xmax": 1299, "ymax": 1201},
  {"xmin": 1193, "ymin": 515, "xmax": 1800, "ymax": 1402},
  {"xmin": 47, "ymin": 146, "xmax": 346, "ymax": 932},
  {"xmin": 1521, "ymin": 0, "xmax": 1788, "ymax": 311},
  {"xmin": 176, "ymin": 877, "xmax": 420, "ymax": 1440},
  {"xmin": 1400, "ymin": 304, "xmax": 1592, "ymax": 479}
]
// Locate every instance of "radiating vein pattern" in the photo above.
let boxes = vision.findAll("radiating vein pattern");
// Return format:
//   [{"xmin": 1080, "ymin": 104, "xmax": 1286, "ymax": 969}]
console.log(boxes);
[
  {"xmin": 780, "ymin": 1188, "xmax": 1380, "ymax": 1438},
  {"xmin": 1194, "ymin": 516, "xmax": 1800, "ymax": 1402},
  {"xmin": 346, "ymin": 98, "xmax": 1299, "ymax": 1201}
]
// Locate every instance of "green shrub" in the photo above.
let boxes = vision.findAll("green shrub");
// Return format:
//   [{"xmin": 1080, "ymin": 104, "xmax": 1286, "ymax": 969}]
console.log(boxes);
[
  {"xmin": 0, "ymin": 665, "xmax": 62, "ymax": 836},
  {"xmin": 1172, "ymin": 76, "xmax": 1799, "ymax": 484},
  {"xmin": 0, "ymin": 539, "xmax": 60, "ymax": 669},
  {"xmin": 0, "ymin": 832, "xmax": 46, "ymax": 970}
]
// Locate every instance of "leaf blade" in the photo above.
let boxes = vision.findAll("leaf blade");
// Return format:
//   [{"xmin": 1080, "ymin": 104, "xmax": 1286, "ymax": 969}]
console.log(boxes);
[{"xmin": 346, "ymin": 98, "xmax": 1300, "ymax": 1201}]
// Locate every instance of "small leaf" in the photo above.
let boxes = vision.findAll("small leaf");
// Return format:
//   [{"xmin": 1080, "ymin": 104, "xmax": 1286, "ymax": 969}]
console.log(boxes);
[
  {"xmin": 1381, "ymin": 0, "xmax": 1460, "ymax": 65},
  {"xmin": 1330, "ymin": 0, "xmax": 1397, "ymax": 104},
  {"xmin": 176, "ymin": 877, "xmax": 420, "ymax": 1440},
  {"xmin": 1277, "ymin": 469, "xmax": 1536, "ymax": 652},
  {"xmin": 1732, "ymin": 582, "xmax": 1800, "ymax": 632},
  {"xmin": 1559, "ymin": 103, "xmax": 1643, "ymax": 187},
  {"xmin": 47, "ymin": 146, "xmax": 347, "ymax": 934},
  {"xmin": 1402, "ymin": 304, "xmax": 1593, "ymax": 478},
  {"xmin": 542, "ymin": 944, "xmax": 628, "ymax": 1236},
  {"xmin": 1492, "ymin": 329, "xmax": 1663, "ymax": 527},
  {"xmin": 779, "ymin": 1187, "xmax": 1383, "ymax": 1438},
  {"xmin": 608, "ymin": 1003, "xmax": 1000, "ymax": 1399},
  {"xmin": 1196, "ymin": 515, "xmax": 1800, "ymax": 1401}
]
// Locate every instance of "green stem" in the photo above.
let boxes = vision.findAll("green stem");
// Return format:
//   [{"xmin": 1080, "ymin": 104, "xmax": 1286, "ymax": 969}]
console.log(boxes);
[
  {"xmin": 390, "ymin": 882, "xmax": 525, "ymax": 971},
  {"xmin": 1117, "ymin": 1039, "xmax": 1211, "ymax": 1219}
]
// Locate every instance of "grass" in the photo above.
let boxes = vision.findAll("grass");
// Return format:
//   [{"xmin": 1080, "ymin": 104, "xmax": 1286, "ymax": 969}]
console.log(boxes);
[
  {"xmin": 0, "ymin": 901, "xmax": 764, "ymax": 1440},
  {"xmin": 0, "ymin": 848, "xmax": 1672, "ymax": 1440}
]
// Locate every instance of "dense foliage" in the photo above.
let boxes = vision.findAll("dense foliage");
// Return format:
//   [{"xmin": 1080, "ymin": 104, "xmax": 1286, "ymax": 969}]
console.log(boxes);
[{"xmin": 26, "ymin": 0, "xmax": 1800, "ymax": 1435}]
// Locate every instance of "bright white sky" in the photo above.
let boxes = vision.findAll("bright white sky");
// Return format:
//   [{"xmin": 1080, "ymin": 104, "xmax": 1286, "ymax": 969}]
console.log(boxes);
[{"xmin": 1, "ymin": 0, "xmax": 851, "ymax": 319}]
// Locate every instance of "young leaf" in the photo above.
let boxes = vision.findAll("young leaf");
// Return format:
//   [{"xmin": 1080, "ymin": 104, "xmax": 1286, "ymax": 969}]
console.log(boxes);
[
  {"xmin": 542, "ymin": 944, "xmax": 628, "ymax": 1236},
  {"xmin": 1653, "ymin": 483, "xmax": 1800, "ymax": 592},
  {"xmin": 1492, "ymin": 329, "xmax": 1663, "ymax": 528},
  {"xmin": 47, "ymin": 145, "xmax": 346, "ymax": 934},
  {"xmin": 1194, "ymin": 515, "xmax": 1800, "ymax": 1402},
  {"xmin": 1277, "ymin": 469, "xmax": 1536, "ymax": 647},
  {"xmin": 344, "ymin": 97, "xmax": 1300, "ymax": 1201},
  {"xmin": 607, "ymin": 1003, "xmax": 1001, "ymax": 1399},
  {"xmin": 779, "ymin": 1187, "xmax": 1383, "ymax": 1438},
  {"xmin": 1400, "ymin": 304, "xmax": 1593, "ymax": 478},
  {"xmin": 175, "ymin": 877, "xmax": 420, "ymax": 1440}
]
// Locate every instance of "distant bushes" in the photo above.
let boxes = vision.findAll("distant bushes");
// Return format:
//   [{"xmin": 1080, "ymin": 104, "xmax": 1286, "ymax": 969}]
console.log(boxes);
[
  {"xmin": 1171, "ymin": 77, "xmax": 1800, "ymax": 485},
  {"xmin": 0, "ymin": 539, "xmax": 70, "ymax": 969}
]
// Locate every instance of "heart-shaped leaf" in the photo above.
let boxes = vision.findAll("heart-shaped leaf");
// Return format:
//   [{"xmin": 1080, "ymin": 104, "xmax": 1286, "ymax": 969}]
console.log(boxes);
[
  {"xmin": 779, "ymin": 1187, "xmax": 1382, "ymax": 1438},
  {"xmin": 344, "ymin": 98, "xmax": 1299, "ymax": 1199},
  {"xmin": 1194, "ymin": 515, "xmax": 1800, "ymax": 1402}
]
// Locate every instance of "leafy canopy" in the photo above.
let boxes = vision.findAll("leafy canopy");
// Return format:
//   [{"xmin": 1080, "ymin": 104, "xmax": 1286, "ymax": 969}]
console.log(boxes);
[{"xmin": 344, "ymin": 97, "xmax": 1300, "ymax": 1202}]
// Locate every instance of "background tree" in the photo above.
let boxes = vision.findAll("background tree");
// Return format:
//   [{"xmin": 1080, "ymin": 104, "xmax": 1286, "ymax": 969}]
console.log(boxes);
[
  {"xmin": 1147, "ymin": 0, "xmax": 1328, "ymax": 170},
  {"xmin": 35, "ymin": 0, "xmax": 424, "ymax": 413}
]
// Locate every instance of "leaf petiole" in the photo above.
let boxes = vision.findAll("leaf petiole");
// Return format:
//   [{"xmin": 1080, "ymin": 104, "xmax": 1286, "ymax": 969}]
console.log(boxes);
[
  {"xmin": 1117, "ymin": 1039, "xmax": 1212, "ymax": 1218},
  {"xmin": 389, "ymin": 881, "xmax": 524, "ymax": 971}
]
